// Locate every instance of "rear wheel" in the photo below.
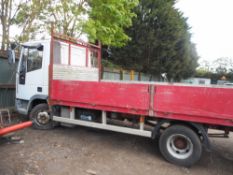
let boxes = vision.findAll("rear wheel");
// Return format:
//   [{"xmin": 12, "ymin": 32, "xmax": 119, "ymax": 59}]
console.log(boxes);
[
  {"xmin": 159, "ymin": 125, "xmax": 202, "ymax": 167},
  {"xmin": 29, "ymin": 103, "xmax": 55, "ymax": 130}
]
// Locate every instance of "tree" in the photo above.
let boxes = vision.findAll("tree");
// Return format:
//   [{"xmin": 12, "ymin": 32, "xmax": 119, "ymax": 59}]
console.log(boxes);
[
  {"xmin": 213, "ymin": 57, "xmax": 233, "ymax": 74},
  {"xmin": 107, "ymin": 0, "xmax": 198, "ymax": 81},
  {"xmin": 195, "ymin": 57, "xmax": 233, "ymax": 84},
  {"xmin": 42, "ymin": 0, "xmax": 88, "ymax": 37},
  {"xmin": 0, "ymin": 0, "xmax": 22, "ymax": 50},
  {"xmin": 0, "ymin": 0, "xmax": 50, "ymax": 46},
  {"xmin": 14, "ymin": 0, "xmax": 138, "ymax": 46},
  {"xmin": 14, "ymin": 0, "xmax": 50, "ymax": 42},
  {"xmin": 14, "ymin": 0, "xmax": 82, "ymax": 42},
  {"xmin": 0, "ymin": 0, "xmax": 12, "ymax": 50},
  {"xmin": 84, "ymin": 0, "xmax": 138, "ymax": 47}
]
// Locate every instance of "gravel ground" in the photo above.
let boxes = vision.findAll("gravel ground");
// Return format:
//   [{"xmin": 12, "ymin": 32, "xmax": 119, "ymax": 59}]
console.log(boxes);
[{"xmin": 0, "ymin": 126, "xmax": 233, "ymax": 175}]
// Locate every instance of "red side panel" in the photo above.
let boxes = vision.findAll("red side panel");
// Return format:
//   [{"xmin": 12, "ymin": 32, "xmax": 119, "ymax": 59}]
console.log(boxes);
[
  {"xmin": 50, "ymin": 80, "xmax": 233, "ymax": 127},
  {"xmin": 51, "ymin": 80, "xmax": 150, "ymax": 115},
  {"xmin": 154, "ymin": 85, "xmax": 233, "ymax": 126}
]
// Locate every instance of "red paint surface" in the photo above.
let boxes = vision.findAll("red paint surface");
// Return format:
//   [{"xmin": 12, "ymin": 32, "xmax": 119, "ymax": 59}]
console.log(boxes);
[
  {"xmin": 154, "ymin": 85, "xmax": 233, "ymax": 126},
  {"xmin": 51, "ymin": 80, "xmax": 150, "ymax": 115},
  {"xmin": 50, "ymin": 80, "xmax": 233, "ymax": 127}
]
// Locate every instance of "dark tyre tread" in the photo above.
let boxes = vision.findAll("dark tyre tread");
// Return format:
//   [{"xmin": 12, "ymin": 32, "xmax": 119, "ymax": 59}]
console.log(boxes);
[
  {"xmin": 29, "ymin": 103, "xmax": 55, "ymax": 130},
  {"xmin": 159, "ymin": 125, "xmax": 202, "ymax": 167}
]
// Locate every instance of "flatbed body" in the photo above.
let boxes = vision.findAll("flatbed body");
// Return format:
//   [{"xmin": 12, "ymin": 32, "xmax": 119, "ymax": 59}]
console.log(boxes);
[{"xmin": 50, "ymin": 79, "xmax": 233, "ymax": 128}]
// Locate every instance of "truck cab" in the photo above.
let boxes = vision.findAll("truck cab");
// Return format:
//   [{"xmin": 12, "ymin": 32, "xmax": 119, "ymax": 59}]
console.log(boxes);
[
  {"xmin": 16, "ymin": 40, "xmax": 50, "ymax": 115},
  {"xmin": 14, "ymin": 37, "xmax": 99, "ymax": 117}
]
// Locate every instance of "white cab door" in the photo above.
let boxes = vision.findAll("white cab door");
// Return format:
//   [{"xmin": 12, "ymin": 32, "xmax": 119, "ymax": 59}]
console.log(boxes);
[{"xmin": 16, "ymin": 43, "xmax": 48, "ymax": 101}]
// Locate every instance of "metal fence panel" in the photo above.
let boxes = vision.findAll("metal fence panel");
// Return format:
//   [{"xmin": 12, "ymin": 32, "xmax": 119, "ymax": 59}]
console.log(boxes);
[
  {"xmin": 0, "ymin": 58, "xmax": 17, "ymax": 84},
  {"xmin": 0, "ymin": 57, "xmax": 17, "ymax": 108},
  {"xmin": 0, "ymin": 88, "xmax": 15, "ymax": 108}
]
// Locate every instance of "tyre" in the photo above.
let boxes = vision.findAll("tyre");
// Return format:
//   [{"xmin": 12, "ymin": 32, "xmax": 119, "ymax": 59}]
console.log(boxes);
[
  {"xmin": 159, "ymin": 125, "xmax": 202, "ymax": 167},
  {"xmin": 29, "ymin": 103, "xmax": 55, "ymax": 130}
]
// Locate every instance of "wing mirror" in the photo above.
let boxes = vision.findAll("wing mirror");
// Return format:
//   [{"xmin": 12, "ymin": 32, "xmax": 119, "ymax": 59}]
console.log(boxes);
[{"xmin": 7, "ymin": 43, "xmax": 17, "ymax": 64}]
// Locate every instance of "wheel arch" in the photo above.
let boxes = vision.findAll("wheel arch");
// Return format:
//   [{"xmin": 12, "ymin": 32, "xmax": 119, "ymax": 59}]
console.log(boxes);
[
  {"xmin": 27, "ymin": 95, "xmax": 48, "ymax": 114},
  {"xmin": 152, "ymin": 119, "xmax": 211, "ymax": 151}
]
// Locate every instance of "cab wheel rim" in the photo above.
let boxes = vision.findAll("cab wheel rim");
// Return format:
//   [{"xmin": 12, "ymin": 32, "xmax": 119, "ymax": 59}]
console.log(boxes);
[{"xmin": 37, "ymin": 111, "xmax": 50, "ymax": 125}]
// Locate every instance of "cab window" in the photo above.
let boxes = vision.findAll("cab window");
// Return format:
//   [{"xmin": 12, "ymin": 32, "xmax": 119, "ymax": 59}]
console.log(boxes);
[{"xmin": 24, "ymin": 45, "xmax": 43, "ymax": 72}]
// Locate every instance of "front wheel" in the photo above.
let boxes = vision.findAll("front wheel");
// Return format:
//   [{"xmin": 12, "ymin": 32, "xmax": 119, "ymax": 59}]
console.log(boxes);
[
  {"xmin": 159, "ymin": 125, "xmax": 202, "ymax": 167},
  {"xmin": 29, "ymin": 103, "xmax": 55, "ymax": 130}
]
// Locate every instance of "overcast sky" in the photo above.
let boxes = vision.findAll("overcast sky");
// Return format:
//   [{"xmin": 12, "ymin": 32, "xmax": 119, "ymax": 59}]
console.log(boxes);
[{"xmin": 176, "ymin": 0, "xmax": 233, "ymax": 62}]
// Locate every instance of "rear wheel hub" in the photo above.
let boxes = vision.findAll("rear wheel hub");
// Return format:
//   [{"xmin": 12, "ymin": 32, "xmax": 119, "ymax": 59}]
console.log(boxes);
[{"xmin": 167, "ymin": 134, "xmax": 193, "ymax": 159}]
